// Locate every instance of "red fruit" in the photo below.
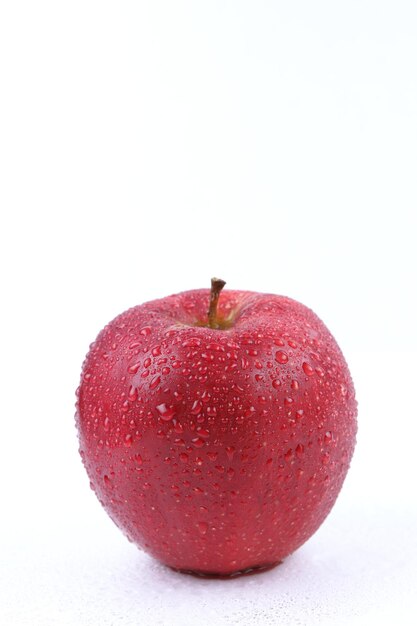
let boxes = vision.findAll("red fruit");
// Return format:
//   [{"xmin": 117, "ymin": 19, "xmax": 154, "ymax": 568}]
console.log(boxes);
[{"xmin": 76, "ymin": 279, "xmax": 357, "ymax": 576}]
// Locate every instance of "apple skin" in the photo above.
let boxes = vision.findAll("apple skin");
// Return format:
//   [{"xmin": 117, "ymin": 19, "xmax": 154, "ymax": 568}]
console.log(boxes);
[{"xmin": 76, "ymin": 288, "xmax": 357, "ymax": 576}]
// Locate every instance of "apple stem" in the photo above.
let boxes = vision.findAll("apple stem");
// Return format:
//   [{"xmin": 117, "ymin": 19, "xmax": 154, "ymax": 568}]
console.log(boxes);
[{"xmin": 208, "ymin": 277, "xmax": 226, "ymax": 329}]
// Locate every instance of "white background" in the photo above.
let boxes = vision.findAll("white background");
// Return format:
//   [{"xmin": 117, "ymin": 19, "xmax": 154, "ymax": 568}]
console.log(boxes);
[{"xmin": 1, "ymin": 1, "xmax": 416, "ymax": 625}]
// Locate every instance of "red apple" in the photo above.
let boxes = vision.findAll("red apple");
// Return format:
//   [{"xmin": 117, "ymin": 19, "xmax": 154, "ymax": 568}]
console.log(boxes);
[{"xmin": 76, "ymin": 279, "xmax": 357, "ymax": 576}]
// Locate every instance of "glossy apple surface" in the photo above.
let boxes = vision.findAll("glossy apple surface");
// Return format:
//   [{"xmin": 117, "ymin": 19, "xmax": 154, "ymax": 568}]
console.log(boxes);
[{"xmin": 76, "ymin": 285, "xmax": 357, "ymax": 576}]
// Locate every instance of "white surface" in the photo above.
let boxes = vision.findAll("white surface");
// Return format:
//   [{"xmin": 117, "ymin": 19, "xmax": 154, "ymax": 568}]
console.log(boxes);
[{"xmin": 1, "ymin": 1, "xmax": 417, "ymax": 625}]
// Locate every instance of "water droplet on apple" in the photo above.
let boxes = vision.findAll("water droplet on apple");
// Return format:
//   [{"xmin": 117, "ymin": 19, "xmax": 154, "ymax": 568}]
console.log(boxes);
[
  {"xmin": 128, "ymin": 385, "xmax": 138, "ymax": 402},
  {"xmin": 156, "ymin": 403, "xmax": 176, "ymax": 421},
  {"xmin": 284, "ymin": 448, "xmax": 293, "ymax": 462},
  {"xmin": 129, "ymin": 340, "xmax": 141, "ymax": 349},
  {"xmin": 124, "ymin": 434, "xmax": 133, "ymax": 447},
  {"xmin": 324, "ymin": 431, "xmax": 332, "ymax": 445},
  {"xmin": 182, "ymin": 338, "xmax": 202, "ymax": 348},
  {"xmin": 128, "ymin": 362, "xmax": 141, "ymax": 374},
  {"xmin": 191, "ymin": 437, "xmax": 205, "ymax": 448},
  {"xmin": 302, "ymin": 362, "xmax": 315, "ymax": 376},
  {"xmin": 241, "ymin": 357, "xmax": 250, "ymax": 370},
  {"xmin": 180, "ymin": 452, "xmax": 189, "ymax": 463},
  {"xmin": 295, "ymin": 443, "xmax": 304, "ymax": 458},
  {"xmin": 149, "ymin": 375, "xmax": 161, "ymax": 390},
  {"xmin": 191, "ymin": 400, "xmax": 203, "ymax": 415},
  {"xmin": 201, "ymin": 390, "xmax": 211, "ymax": 403},
  {"xmin": 272, "ymin": 379, "xmax": 281, "ymax": 389},
  {"xmin": 275, "ymin": 350, "xmax": 288, "ymax": 364}
]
